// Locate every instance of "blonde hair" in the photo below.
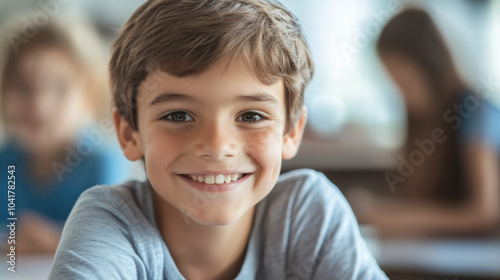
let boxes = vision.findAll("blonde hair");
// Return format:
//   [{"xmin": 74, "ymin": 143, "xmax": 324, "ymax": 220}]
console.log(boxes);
[
  {"xmin": 0, "ymin": 14, "xmax": 109, "ymax": 120},
  {"xmin": 110, "ymin": 0, "xmax": 314, "ymax": 132}
]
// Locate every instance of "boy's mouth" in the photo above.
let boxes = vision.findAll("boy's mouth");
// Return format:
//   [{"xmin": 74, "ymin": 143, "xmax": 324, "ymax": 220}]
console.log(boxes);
[{"xmin": 180, "ymin": 173, "xmax": 247, "ymax": 185}]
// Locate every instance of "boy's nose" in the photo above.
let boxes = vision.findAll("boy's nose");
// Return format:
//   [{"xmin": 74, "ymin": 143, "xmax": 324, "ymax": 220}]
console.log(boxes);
[{"xmin": 192, "ymin": 122, "xmax": 238, "ymax": 160}]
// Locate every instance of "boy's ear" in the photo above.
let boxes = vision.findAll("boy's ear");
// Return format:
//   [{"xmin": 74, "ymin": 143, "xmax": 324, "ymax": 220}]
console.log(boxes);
[
  {"xmin": 113, "ymin": 107, "xmax": 143, "ymax": 161},
  {"xmin": 282, "ymin": 106, "xmax": 307, "ymax": 160}
]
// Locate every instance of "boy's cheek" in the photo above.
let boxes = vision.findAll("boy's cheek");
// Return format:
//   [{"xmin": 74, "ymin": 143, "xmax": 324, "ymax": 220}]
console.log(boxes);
[
  {"xmin": 143, "ymin": 130, "xmax": 183, "ymax": 164},
  {"xmin": 245, "ymin": 128, "xmax": 283, "ymax": 166},
  {"xmin": 245, "ymin": 123, "xmax": 285, "ymax": 146},
  {"xmin": 150, "ymin": 137, "xmax": 184, "ymax": 156},
  {"xmin": 247, "ymin": 130, "xmax": 283, "ymax": 196}
]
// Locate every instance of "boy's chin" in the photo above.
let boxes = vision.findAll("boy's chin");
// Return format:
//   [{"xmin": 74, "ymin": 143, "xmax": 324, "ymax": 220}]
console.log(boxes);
[{"xmin": 185, "ymin": 207, "xmax": 254, "ymax": 227}]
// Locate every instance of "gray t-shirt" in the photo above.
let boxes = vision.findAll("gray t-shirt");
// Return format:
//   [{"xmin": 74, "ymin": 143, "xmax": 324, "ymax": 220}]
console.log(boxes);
[{"xmin": 49, "ymin": 169, "xmax": 387, "ymax": 279}]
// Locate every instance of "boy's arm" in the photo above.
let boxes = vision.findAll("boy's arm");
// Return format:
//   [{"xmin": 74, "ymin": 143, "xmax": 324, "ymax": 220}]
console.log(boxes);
[{"xmin": 49, "ymin": 186, "xmax": 148, "ymax": 280}]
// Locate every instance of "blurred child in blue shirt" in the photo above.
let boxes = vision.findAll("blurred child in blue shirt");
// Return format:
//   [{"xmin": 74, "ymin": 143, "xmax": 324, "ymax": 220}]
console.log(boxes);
[{"xmin": 0, "ymin": 17, "xmax": 129, "ymax": 253}]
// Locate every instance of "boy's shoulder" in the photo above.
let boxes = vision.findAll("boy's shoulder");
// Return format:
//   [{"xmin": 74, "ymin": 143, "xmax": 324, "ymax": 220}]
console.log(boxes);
[
  {"xmin": 257, "ymin": 168, "xmax": 352, "ymax": 236},
  {"xmin": 80, "ymin": 180, "xmax": 147, "ymax": 202},
  {"xmin": 76, "ymin": 180, "xmax": 155, "ymax": 225},
  {"xmin": 275, "ymin": 168, "xmax": 337, "ymax": 192},
  {"xmin": 265, "ymin": 168, "xmax": 345, "ymax": 211},
  {"xmin": 252, "ymin": 169, "xmax": 387, "ymax": 279},
  {"xmin": 50, "ymin": 180, "xmax": 164, "ymax": 280}
]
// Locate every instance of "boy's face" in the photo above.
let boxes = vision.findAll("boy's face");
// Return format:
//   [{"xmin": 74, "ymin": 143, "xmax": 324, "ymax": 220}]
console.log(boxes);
[{"xmin": 115, "ymin": 58, "xmax": 305, "ymax": 226}]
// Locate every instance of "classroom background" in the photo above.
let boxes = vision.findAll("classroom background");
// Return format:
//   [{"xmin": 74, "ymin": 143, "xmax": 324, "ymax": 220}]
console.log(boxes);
[{"xmin": 0, "ymin": 0, "xmax": 499, "ymax": 279}]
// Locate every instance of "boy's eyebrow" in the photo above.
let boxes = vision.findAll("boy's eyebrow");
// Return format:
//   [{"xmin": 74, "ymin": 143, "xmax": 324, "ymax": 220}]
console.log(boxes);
[
  {"xmin": 147, "ymin": 92, "xmax": 279, "ymax": 108},
  {"xmin": 236, "ymin": 93, "xmax": 279, "ymax": 107},
  {"xmin": 147, "ymin": 93, "xmax": 196, "ymax": 109}
]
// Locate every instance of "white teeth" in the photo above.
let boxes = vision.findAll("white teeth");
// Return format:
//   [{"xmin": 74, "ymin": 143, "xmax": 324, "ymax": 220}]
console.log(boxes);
[
  {"xmin": 205, "ymin": 175, "xmax": 215, "ymax": 184},
  {"xmin": 215, "ymin": 174, "xmax": 225, "ymax": 184},
  {"xmin": 186, "ymin": 173, "xmax": 244, "ymax": 184}
]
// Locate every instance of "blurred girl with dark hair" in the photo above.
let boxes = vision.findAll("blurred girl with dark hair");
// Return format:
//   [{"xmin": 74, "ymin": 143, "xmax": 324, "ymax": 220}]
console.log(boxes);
[{"xmin": 354, "ymin": 8, "xmax": 500, "ymax": 236}]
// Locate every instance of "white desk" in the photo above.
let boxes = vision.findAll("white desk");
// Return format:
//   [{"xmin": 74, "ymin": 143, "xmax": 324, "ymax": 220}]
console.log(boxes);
[
  {"xmin": 362, "ymin": 227, "xmax": 500, "ymax": 277},
  {"xmin": 1, "ymin": 232, "xmax": 500, "ymax": 279}
]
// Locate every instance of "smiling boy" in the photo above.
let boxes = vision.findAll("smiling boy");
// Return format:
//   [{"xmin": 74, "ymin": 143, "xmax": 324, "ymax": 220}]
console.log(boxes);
[{"xmin": 49, "ymin": 0, "xmax": 387, "ymax": 279}]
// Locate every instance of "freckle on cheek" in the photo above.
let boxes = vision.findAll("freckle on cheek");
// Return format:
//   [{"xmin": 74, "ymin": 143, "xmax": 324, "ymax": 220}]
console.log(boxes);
[
  {"xmin": 249, "ymin": 130, "xmax": 276, "ymax": 146},
  {"xmin": 247, "ymin": 130, "xmax": 282, "ymax": 156}
]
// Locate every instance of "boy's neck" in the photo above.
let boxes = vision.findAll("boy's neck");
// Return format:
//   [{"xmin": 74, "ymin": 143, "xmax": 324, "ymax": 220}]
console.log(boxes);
[{"xmin": 152, "ymin": 189, "xmax": 254, "ymax": 280}]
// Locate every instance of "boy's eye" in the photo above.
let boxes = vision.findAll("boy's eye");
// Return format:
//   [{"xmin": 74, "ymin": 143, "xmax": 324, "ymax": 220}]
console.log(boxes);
[
  {"xmin": 237, "ymin": 112, "xmax": 264, "ymax": 122},
  {"xmin": 161, "ymin": 111, "xmax": 194, "ymax": 123}
]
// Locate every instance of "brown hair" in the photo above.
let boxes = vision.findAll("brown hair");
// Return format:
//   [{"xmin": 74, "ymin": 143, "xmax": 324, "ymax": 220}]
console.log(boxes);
[
  {"xmin": 109, "ymin": 0, "xmax": 314, "ymax": 132},
  {"xmin": 377, "ymin": 8, "xmax": 465, "ymax": 99},
  {"xmin": 377, "ymin": 8, "xmax": 467, "ymax": 201}
]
